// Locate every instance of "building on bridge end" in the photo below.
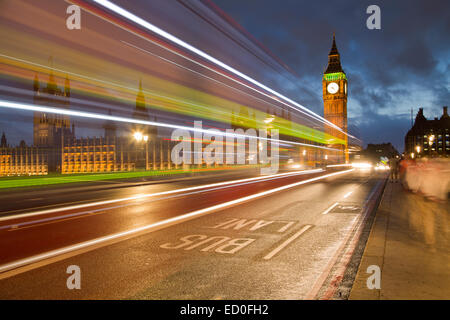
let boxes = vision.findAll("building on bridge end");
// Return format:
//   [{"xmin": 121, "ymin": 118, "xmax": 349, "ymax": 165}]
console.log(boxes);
[{"xmin": 405, "ymin": 107, "xmax": 450, "ymax": 158}]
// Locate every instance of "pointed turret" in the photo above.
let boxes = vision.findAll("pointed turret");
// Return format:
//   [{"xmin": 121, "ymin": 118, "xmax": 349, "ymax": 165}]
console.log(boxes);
[
  {"xmin": 46, "ymin": 56, "xmax": 58, "ymax": 94},
  {"xmin": 329, "ymin": 33, "xmax": 339, "ymax": 55},
  {"xmin": 325, "ymin": 33, "xmax": 344, "ymax": 74},
  {"xmin": 441, "ymin": 106, "xmax": 449, "ymax": 120},
  {"xmin": 133, "ymin": 79, "xmax": 148, "ymax": 120},
  {"xmin": 1, "ymin": 132, "xmax": 7, "ymax": 148}
]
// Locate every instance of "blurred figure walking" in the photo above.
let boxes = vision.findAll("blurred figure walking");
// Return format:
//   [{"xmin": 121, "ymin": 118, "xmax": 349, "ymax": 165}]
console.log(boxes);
[{"xmin": 389, "ymin": 156, "xmax": 400, "ymax": 182}]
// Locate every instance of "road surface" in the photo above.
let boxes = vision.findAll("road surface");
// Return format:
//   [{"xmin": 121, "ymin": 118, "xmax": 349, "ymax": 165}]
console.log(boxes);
[{"xmin": 0, "ymin": 168, "xmax": 386, "ymax": 299}]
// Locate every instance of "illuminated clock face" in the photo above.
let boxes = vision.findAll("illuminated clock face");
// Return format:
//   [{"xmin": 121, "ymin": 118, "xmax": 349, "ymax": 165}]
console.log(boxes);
[{"xmin": 327, "ymin": 82, "xmax": 339, "ymax": 94}]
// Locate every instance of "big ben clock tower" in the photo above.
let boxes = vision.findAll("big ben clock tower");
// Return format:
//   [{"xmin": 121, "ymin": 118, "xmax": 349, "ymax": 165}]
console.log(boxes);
[{"xmin": 323, "ymin": 33, "xmax": 348, "ymax": 163}]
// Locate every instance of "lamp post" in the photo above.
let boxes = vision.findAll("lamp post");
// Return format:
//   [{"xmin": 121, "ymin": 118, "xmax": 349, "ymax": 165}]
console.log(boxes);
[{"xmin": 133, "ymin": 131, "xmax": 149, "ymax": 169}]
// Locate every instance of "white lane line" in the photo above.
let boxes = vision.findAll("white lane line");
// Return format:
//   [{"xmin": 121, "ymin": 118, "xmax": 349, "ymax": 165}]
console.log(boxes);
[
  {"xmin": 0, "ymin": 169, "xmax": 322, "ymax": 222},
  {"xmin": 322, "ymin": 202, "xmax": 339, "ymax": 215},
  {"xmin": 343, "ymin": 191, "xmax": 353, "ymax": 199},
  {"xmin": 0, "ymin": 169, "xmax": 354, "ymax": 274},
  {"xmin": 263, "ymin": 225, "xmax": 312, "ymax": 260}
]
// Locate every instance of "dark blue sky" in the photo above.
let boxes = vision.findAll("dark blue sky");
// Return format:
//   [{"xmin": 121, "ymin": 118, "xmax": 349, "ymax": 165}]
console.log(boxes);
[{"xmin": 213, "ymin": 0, "xmax": 450, "ymax": 152}]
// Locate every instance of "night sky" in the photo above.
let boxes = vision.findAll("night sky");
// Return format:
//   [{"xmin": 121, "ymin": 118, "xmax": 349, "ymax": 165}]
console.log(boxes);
[{"xmin": 213, "ymin": 0, "xmax": 450, "ymax": 152}]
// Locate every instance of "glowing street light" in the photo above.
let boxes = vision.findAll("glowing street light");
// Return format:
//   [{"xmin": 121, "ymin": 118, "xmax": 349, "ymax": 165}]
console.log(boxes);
[
  {"xmin": 133, "ymin": 131, "xmax": 143, "ymax": 142},
  {"xmin": 411, "ymin": 152, "xmax": 415, "ymax": 159},
  {"xmin": 416, "ymin": 145, "xmax": 421, "ymax": 153}
]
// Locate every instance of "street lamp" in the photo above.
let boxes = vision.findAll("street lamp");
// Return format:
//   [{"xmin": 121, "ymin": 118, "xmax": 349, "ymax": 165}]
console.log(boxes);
[
  {"xmin": 133, "ymin": 131, "xmax": 143, "ymax": 142},
  {"xmin": 134, "ymin": 131, "xmax": 148, "ymax": 142},
  {"xmin": 416, "ymin": 145, "xmax": 421, "ymax": 153},
  {"xmin": 133, "ymin": 131, "xmax": 149, "ymax": 169}
]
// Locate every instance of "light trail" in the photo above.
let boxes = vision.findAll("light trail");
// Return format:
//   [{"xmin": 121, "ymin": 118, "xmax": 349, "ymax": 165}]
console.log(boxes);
[
  {"xmin": 121, "ymin": 40, "xmax": 327, "ymax": 137},
  {"xmin": 88, "ymin": 0, "xmax": 358, "ymax": 140},
  {"xmin": 1, "ymin": 169, "xmax": 324, "ymax": 230},
  {"xmin": 0, "ymin": 168, "xmax": 323, "ymax": 222},
  {"xmin": 0, "ymin": 99, "xmax": 342, "ymax": 151},
  {"xmin": 66, "ymin": 2, "xmax": 333, "ymax": 136},
  {"xmin": 0, "ymin": 51, "xmax": 338, "ymax": 145},
  {"xmin": 0, "ymin": 168, "xmax": 354, "ymax": 274}
]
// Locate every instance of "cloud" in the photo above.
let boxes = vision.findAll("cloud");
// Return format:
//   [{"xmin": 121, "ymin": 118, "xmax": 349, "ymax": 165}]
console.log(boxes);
[{"xmin": 214, "ymin": 0, "xmax": 450, "ymax": 151}]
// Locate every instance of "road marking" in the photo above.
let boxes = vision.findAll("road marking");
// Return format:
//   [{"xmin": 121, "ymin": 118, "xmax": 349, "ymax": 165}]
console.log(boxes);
[
  {"xmin": 0, "ymin": 169, "xmax": 323, "ymax": 222},
  {"xmin": 211, "ymin": 218, "xmax": 296, "ymax": 233},
  {"xmin": 277, "ymin": 221, "xmax": 295, "ymax": 233},
  {"xmin": 0, "ymin": 169, "xmax": 353, "ymax": 275},
  {"xmin": 263, "ymin": 225, "xmax": 312, "ymax": 260},
  {"xmin": 343, "ymin": 191, "xmax": 353, "ymax": 198},
  {"xmin": 322, "ymin": 202, "xmax": 339, "ymax": 215},
  {"xmin": 160, "ymin": 234, "xmax": 255, "ymax": 254}
]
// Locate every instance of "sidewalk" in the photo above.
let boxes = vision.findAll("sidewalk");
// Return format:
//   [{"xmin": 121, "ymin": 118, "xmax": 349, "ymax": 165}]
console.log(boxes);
[{"xmin": 349, "ymin": 181, "xmax": 450, "ymax": 299}]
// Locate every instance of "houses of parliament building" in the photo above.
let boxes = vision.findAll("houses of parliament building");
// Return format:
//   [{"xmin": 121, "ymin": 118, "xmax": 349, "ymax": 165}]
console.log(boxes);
[{"xmin": 0, "ymin": 72, "xmax": 173, "ymax": 176}]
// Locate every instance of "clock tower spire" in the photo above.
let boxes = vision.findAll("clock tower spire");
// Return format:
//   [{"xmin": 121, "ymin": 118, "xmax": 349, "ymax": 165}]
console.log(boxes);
[{"xmin": 323, "ymin": 33, "xmax": 348, "ymax": 163}]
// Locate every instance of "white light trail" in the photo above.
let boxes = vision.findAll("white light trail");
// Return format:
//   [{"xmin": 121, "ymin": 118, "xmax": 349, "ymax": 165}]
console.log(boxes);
[
  {"xmin": 91, "ymin": 0, "xmax": 358, "ymax": 140},
  {"xmin": 0, "ymin": 168, "xmax": 323, "ymax": 222},
  {"xmin": 0, "ymin": 168, "xmax": 353, "ymax": 274},
  {"xmin": 326, "ymin": 164, "xmax": 352, "ymax": 168},
  {"xmin": 0, "ymin": 100, "xmax": 341, "ymax": 151}
]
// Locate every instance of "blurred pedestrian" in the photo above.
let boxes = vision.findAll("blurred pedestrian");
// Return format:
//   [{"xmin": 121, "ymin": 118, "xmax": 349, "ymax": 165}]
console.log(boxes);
[{"xmin": 389, "ymin": 155, "xmax": 400, "ymax": 182}]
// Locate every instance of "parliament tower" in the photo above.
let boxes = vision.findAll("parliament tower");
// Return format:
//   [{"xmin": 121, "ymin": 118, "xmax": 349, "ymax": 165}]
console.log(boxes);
[{"xmin": 323, "ymin": 34, "xmax": 348, "ymax": 163}]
